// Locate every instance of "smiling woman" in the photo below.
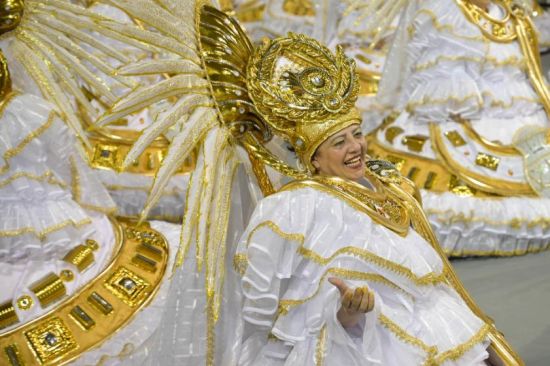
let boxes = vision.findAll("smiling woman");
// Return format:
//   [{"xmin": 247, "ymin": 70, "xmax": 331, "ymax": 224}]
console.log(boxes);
[
  {"xmin": 233, "ymin": 32, "xmax": 522, "ymax": 366},
  {"xmin": 312, "ymin": 124, "xmax": 367, "ymax": 181}
]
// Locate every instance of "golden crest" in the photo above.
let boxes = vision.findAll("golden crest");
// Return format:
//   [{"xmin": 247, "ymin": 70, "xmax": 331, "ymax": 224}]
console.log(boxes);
[{"xmin": 246, "ymin": 32, "xmax": 360, "ymax": 170}]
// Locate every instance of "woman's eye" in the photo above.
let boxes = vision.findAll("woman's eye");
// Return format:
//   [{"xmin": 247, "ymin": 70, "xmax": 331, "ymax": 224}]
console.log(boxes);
[
  {"xmin": 354, "ymin": 131, "xmax": 363, "ymax": 138},
  {"xmin": 334, "ymin": 140, "xmax": 344, "ymax": 147}
]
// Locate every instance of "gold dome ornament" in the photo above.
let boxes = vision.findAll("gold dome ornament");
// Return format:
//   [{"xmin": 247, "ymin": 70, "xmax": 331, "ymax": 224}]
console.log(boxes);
[
  {"xmin": 0, "ymin": 0, "xmax": 23, "ymax": 35},
  {"xmin": 247, "ymin": 33, "xmax": 361, "ymax": 172}
]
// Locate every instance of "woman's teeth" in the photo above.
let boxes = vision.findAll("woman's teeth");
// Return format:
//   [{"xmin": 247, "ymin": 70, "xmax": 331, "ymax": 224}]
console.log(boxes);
[{"xmin": 344, "ymin": 157, "xmax": 362, "ymax": 167}]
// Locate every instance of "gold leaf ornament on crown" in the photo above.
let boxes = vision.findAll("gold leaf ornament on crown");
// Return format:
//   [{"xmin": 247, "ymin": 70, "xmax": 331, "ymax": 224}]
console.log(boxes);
[{"xmin": 246, "ymin": 32, "xmax": 361, "ymax": 173}]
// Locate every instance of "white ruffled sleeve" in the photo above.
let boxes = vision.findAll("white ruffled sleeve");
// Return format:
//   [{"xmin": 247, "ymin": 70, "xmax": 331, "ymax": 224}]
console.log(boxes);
[{"xmin": 236, "ymin": 190, "xmax": 386, "ymax": 365}]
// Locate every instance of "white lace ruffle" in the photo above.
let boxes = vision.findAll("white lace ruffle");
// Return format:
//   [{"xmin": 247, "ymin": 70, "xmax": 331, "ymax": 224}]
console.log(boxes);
[
  {"xmin": 422, "ymin": 190, "xmax": 550, "ymax": 256},
  {"xmin": 236, "ymin": 186, "xmax": 488, "ymax": 365}
]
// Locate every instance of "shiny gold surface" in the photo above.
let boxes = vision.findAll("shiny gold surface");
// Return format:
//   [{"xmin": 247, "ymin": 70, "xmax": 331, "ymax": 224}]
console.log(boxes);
[
  {"xmin": 62, "ymin": 244, "xmax": 96, "ymax": 273},
  {"xmin": 247, "ymin": 32, "xmax": 360, "ymax": 172},
  {"xmin": 456, "ymin": 0, "xmax": 517, "ymax": 42},
  {"xmin": 444, "ymin": 130, "xmax": 467, "ymax": 147},
  {"xmin": 282, "ymin": 0, "xmax": 315, "ymax": 16},
  {"xmin": 0, "ymin": 50, "xmax": 12, "ymax": 102},
  {"xmin": 16, "ymin": 296, "xmax": 32, "ymax": 311},
  {"xmin": 24, "ymin": 317, "xmax": 78, "ymax": 365},
  {"xmin": 0, "ymin": 0, "xmax": 24, "ymax": 35},
  {"xmin": 0, "ymin": 218, "xmax": 169, "ymax": 366},
  {"xmin": 401, "ymin": 134, "xmax": 429, "ymax": 152},
  {"xmin": 0, "ymin": 301, "xmax": 18, "ymax": 330},
  {"xmin": 366, "ymin": 133, "xmax": 493, "ymax": 197},
  {"xmin": 29, "ymin": 273, "xmax": 66, "ymax": 309},
  {"xmin": 87, "ymin": 129, "xmax": 196, "ymax": 175},
  {"xmin": 475, "ymin": 152, "xmax": 500, "ymax": 171}
]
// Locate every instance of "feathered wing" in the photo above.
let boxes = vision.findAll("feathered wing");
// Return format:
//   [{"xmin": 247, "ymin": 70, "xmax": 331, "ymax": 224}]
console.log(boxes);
[{"xmin": 97, "ymin": 2, "xmax": 258, "ymax": 364}]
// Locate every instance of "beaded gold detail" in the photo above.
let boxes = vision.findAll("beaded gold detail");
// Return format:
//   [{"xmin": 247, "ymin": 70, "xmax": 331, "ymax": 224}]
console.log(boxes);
[
  {"xmin": 29, "ymin": 273, "xmax": 66, "ymax": 308},
  {"xmin": 60, "ymin": 270, "xmax": 75, "ymax": 282},
  {"xmin": 104, "ymin": 267, "xmax": 150, "ymax": 308},
  {"xmin": 0, "ymin": 219, "xmax": 169, "ymax": 365},
  {"xmin": 314, "ymin": 325, "xmax": 327, "ymax": 366},
  {"xmin": 0, "ymin": 301, "xmax": 18, "ymax": 330},
  {"xmin": 16, "ymin": 296, "xmax": 32, "ymax": 311},
  {"xmin": 24, "ymin": 317, "xmax": 78, "ymax": 365},
  {"xmin": 62, "ymin": 242, "xmax": 97, "ymax": 273}
]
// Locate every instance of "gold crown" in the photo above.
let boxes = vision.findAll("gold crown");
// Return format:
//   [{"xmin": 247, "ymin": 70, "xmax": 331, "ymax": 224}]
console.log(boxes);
[{"xmin": 246, "ymin": 33, "xmax": 361, "ymax": 172}]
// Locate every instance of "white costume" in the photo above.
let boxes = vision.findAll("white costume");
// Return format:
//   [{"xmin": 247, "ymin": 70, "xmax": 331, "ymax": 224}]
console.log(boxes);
[
  {"xmin": 368, "ymin": 0, "xmax": 550, "ymax": 256},
  {"xmin": 235, "ymin": 177, "xmax": 490, "ymax": 365},
  {"xmin": 0, "ymin": 89, "xmax": 181, "ymax": 365}
]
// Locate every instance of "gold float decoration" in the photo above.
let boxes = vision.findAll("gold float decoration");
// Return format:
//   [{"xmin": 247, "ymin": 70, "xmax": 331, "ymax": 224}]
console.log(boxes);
[
  {"xmin": 29, "ymin": 273, "xmax": 66, "ymax": 309},
  {"xmin": 16, "ymin": 296, "xmax": 33, "ymax": 311},
  {"xmin": 0, "ymin": 0, "xmax": 24, "ymax": 35},
  {"xmin": 0, "ymin": 218, "xmax": 169, "ymax": 365},
  {"xmin": 0, "ymin": 302, "xmax": 18, "ymax": 330}
]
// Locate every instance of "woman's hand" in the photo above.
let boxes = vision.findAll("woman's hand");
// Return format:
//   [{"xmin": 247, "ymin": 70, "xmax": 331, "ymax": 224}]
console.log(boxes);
[{"xmin": 328, "ymin": 277, "xmax": 375, "ymax": 328}]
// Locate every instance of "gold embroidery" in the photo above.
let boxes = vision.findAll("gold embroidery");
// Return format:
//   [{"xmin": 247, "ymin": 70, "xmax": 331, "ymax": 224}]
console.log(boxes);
[
  {"xmin": 434, "ymin": 324, "xmax": 491, "ymax": 364},
  {"xmin": 24, "ymin": 317, "xmax": 78, "ymax": 364},
  {"xmin": 282, "ymin": 177, "xmax": 411, "ymax": 236}
]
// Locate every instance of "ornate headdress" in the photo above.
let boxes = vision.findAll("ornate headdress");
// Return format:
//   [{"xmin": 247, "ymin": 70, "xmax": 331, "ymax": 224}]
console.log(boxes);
[{"xmin": 247, "ymin": 33, "xmax": 361, "ymax": 172}]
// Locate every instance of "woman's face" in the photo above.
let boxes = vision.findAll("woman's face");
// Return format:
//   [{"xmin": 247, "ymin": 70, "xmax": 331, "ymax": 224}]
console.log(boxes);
[{"xmin": 311, "ymin": 124, "xmax": 366, "ymax": 182}]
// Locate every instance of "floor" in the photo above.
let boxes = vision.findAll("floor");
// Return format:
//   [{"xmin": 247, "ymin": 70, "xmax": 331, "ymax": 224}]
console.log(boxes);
[{"xmin": 453, "ymin": 251, "xmax": 550, "ymax": 365}]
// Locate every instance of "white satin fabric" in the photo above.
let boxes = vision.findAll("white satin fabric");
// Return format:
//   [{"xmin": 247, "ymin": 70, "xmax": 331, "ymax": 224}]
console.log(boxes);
[{"xmin": 235, "ymin": 186, "xmax": 489, "ymax": 365}]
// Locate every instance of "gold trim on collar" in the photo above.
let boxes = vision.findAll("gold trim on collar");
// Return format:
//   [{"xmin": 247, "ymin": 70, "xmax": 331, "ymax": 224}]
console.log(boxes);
[{"xmin": 280, "ymin": 176, "xmax": 411, "ymax": 236}]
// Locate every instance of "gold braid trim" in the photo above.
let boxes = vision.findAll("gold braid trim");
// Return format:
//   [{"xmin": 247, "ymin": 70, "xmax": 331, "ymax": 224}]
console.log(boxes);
[
  {"xmin": 414, "ymin": 55, "xmax": 527, "ymax": 72},
  {"xmin": 0, "ymin": 111, "xmax": 55, "ymax": 174},
  {"xmin": 412, "ymin": 9, "xmax": 485, "ymax": 42},
  {"xmin": 277, "ymin": 267, "xmax": 411, "ymax": 317},
  {"xmin": 0, "ymin": 171, "xmax": 67, "ymax": 189},
  {"xmin": 0, "ymin": 218, "xmax": 92, "ymax": 240},
  {"xmin": 314, "ymin": 325, "xmax": 327, "ymax": 366},
  {"xmin": 379, "ymin": 314, "xmax": 491, "ymax": 365},
  {"xmin": 434, "ymin": 323, "xmax": 491, "ymax": 364},
  {"xmin": 243, "ymin": 220, "xmax": 447, "ymax": 286},
  {"xmin": 299, "ymin": 246, "xmax": 447, "ymax": 286}
]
